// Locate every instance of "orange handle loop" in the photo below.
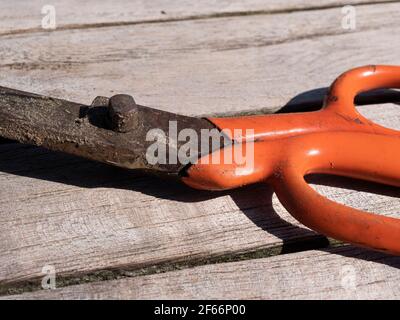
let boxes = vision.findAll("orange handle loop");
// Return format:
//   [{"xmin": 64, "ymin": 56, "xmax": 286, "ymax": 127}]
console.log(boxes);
[
  {"xmin": 322, "ymin": 65, "xmax": 400, "ymax": 138},
  {"xmin": 185, "ymin": 65, "xmax": 400, "ymax": 255},
  {"xmin": 272, "ymin": 132, "xmax": 400, "ymax": 254},
  {"xmin": 325, "ymin": 65, "xmax": 400, "ymax": 117},
  {"xmin": 274, "ymin": 65, "xmax": 400, "ymax": 254}
]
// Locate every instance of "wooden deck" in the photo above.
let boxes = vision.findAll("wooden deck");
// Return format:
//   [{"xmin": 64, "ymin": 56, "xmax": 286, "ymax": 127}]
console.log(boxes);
[{"xmin": 1, "ymin": 0, "xmax": 400, "ymax": 299}]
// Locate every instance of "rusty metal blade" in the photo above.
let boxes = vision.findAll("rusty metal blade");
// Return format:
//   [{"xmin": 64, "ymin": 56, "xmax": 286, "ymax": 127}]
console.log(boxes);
[{"xmin": 0, "ymin": 87, "xmax": 228, "ymax": 176}]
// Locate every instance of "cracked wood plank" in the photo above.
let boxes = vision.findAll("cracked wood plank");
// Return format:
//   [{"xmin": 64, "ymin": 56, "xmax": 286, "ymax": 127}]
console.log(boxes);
[
  {"xmin": 0, "ymin": 143, "xmax": 323, "ymax": 285},
  {"xmin": 0, "ymin": 3, "xmax": 399, "ymax": 115},
  {"xmin": 0, "ymin": 103, "xmax": 399, "ymax": 286},
  {"xmin": 5, "ymin": 246, "xmax": 400, "ymax": 299},
  {"xmin": 0, "ymin": 0, "xmax": 392, "ymax": 35},
  {"xmin": 1, "ymin": 1, "xmax": 400, "ymax": 291}
]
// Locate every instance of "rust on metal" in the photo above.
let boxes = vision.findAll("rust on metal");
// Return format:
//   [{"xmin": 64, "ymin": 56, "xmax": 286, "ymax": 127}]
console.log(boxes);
[
  {"xmin": 108, "ymin": 94, "xmax": 138, "ymax": 133},
  {"xmin": 0, "ymin": 87, "xmax": 229, "ymax": 176}
]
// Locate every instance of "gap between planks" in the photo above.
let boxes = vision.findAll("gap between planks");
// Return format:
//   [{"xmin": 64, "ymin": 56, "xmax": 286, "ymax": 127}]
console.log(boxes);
[
  {"xmin": 0, "ymin": 103, "xmax": 400, "ymax": 296},
  {"xmin": 0, "ymin": 0, "xmax": 396, "ymax": 37},
  {"xmin": 0, "ymin": 235, "xmax": 333, "ymax": 296},
  {"xmin": 5, "ymin": 245, "xmax": 400, "ymax": 300},
  {"xmin": 2, "ymin": 3, "xmax": 400, "ymax": 114},
  {"xmin": 0, "ymin": 0, "xmax": 395, "ymax": 298}
]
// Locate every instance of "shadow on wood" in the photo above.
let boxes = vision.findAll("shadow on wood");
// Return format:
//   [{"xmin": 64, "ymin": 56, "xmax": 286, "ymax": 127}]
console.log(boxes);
[
  {"xmin": 1, "ymin": 142, "xmax": 399, "ymax": 267},
  {"xmin": 1, "ymin": 88, "xmax": 400, "ymax": 269},
  {"xmin": 230, "ymin": 177, "xmax": 400, "ymax": 269},
  {"xmin": 278, "ymin": 88, "xmax": 400, "ymax": 113}
]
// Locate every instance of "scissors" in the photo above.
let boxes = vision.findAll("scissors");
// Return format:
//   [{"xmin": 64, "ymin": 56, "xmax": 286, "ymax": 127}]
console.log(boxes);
[{"xmin": 0, "ymin": 65, "xmax": 399, "ymax": 255}]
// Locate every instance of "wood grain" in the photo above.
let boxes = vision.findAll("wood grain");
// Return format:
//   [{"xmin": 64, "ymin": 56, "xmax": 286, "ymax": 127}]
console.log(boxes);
[
  {"xmin": 1, "ymin": 0, "xmax": 400, "ymax": 293},
  {"xmin": 0, "ymin": 143, "xmax": 318, "ymax": 285},
  {"xmin": 0, "ymin": 0, "xmax": 391, "ymax": 35},
  {"xmin": 0, "ymin": 3, "xmax": 399, "ymax": 115},
  {"xmin": 6, "ymin": 246, "xmax": 400, "ymax": 299},
  {"xmin": 0, "ymin": 103, "xmax": 399, "ymax": 286}
]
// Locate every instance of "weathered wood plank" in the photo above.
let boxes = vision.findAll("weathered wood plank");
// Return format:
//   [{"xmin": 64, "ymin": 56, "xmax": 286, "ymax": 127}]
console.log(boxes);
[
  {"xmin": 0, "ymin": 0, "xmax": 390, "ymax": 35},
  {"xmin": 0, "ymin": 1, "xmax": 400, "ymax": 286},
  {"xmin": 0, "ymin": 3, "xmax": 399, "ymax": 115},
  {"xmin": 0, "ymin": 102, "xmax": 399, "ymax": 286},
  {"xmin": 6, "ymin": 245, "xmax": 400, "ymax": 299},
  {"xmin": 0, "ymin": 143, "xmax": 320, "ymax": 285}
]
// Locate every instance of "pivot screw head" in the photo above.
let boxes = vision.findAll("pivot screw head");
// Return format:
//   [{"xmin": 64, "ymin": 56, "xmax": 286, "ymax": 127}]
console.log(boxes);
[{"xmin": 108, "ymin": 94, "xmax": 138, "ymax": 133}]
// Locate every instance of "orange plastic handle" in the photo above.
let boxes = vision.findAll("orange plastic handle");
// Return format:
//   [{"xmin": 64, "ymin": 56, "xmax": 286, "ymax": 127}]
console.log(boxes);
[
  {"xmin": 183, "ymin": 65, "xmax": 400, "ymax": 255},
  {"xmin": 272, "ymin": 132, "xmax": 400, "ymax": 255}
]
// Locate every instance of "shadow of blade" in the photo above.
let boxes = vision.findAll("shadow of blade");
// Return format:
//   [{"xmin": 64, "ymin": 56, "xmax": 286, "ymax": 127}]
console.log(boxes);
[
  {"xmin": 0, "ymin": 143, "xmax": 330, "ymax": 258},
  {"xmin": 0, "ymin": 143, "xmax": 222, "ymax": 203},
  {"xmin": 0, "ymin": 138, "xmax": 14, "ymax": 144}
]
